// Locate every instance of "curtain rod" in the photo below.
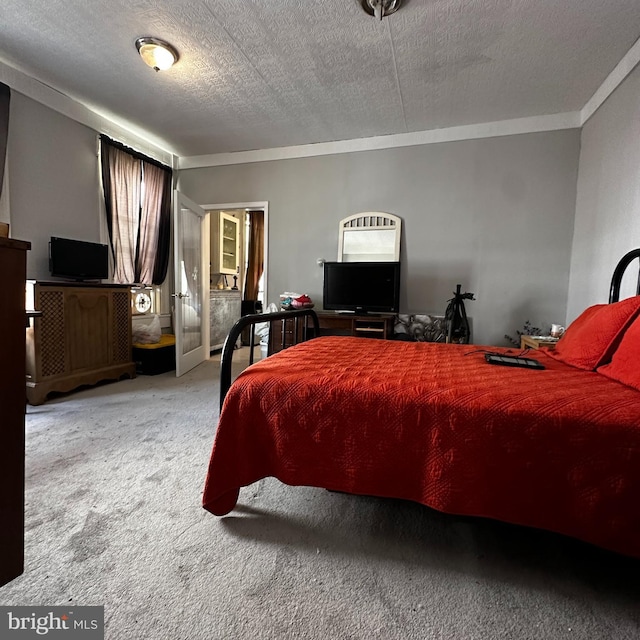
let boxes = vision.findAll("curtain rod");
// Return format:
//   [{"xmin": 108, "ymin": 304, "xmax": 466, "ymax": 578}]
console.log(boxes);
[{"xmin": 99, "ymin": 134, "xmax": 171, "ymax": 172}]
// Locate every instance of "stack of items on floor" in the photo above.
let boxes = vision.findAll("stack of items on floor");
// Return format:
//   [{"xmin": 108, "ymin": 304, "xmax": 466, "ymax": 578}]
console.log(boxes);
[{"xmin": 132, "ymin": 314, "xmax": 175, "ymax": 375}]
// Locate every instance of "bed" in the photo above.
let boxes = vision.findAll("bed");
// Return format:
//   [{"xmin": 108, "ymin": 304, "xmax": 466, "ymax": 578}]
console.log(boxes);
[{"xmin": 203, "ymin": 251, "xmax": 640, "ymax": 559}]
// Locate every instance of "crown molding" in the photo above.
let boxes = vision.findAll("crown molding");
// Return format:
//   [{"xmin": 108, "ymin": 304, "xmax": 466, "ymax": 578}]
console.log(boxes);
[
  {"xmin": 580, "ymin": 35, "xmax": 640, "ymax": 125},
  {"xmin": 179, "ymin": 112, "xmax": 581, "ymax": 169},
  {"xmin": 0, "ymin": 58, "xmax": 177, "ymax": 165}
]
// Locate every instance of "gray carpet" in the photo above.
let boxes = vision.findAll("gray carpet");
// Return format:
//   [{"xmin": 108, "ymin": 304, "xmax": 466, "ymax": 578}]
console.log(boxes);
[{"xmin": 2, "ymin": 349, "xmax": 639, "ymax": 639}]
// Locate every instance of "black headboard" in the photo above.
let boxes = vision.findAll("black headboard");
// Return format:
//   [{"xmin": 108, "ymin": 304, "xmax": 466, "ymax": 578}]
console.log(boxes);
[{"xmin": 609, "ymin": 248, "xmax": 640, "ymax": 303}]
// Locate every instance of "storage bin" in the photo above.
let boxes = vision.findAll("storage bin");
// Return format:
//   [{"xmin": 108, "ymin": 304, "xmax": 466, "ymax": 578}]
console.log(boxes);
[{"xmin": 132, "ymin": 334, "xmax": 176, "ymax": 375}]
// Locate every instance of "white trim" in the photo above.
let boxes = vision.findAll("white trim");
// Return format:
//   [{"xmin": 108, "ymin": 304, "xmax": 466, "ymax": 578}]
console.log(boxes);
[
  {"xmin": 201, "ymin": 201, "xmax": 269, "ymax": 306},
  {"xmin": 580, "ymin": 36, "xmax": 640, "ymax": 125},
  {"xmin": 179, "ymin": 112, "xmax": 581, "ymax": 169}
]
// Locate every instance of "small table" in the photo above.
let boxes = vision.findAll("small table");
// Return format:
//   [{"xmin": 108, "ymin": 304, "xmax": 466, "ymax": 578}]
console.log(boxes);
[{"xmin": 520, "ymin": 335, "xmax": 559, "ymax": 350}]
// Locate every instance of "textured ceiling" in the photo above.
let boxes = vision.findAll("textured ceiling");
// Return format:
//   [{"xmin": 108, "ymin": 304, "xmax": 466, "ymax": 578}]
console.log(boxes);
[{"xmin": 1, "ymin": 0, "xmax": 639, "ymax": 158}]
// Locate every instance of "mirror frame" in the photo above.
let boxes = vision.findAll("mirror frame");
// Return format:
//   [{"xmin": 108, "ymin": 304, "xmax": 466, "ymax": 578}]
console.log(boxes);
[{"xmin": 337, "ymin": 212, "xmax": 402, "ymax": 262}]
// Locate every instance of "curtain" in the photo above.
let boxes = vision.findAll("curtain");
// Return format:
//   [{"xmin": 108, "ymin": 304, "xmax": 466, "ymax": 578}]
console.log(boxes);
[
  {"xmin": 100, "ymin": 135, "xmax": 172, "ymax": 285},
  {"xmin": 101, "ymin": 143, "xmax": 140, "ymax": 283},
  {"xmin": 0, "ymin": 82, "xmax": 10, "ymax": 202},
  {"xmin": 243, "ymin": 210, "xmax": 264, "ymax": 301},
  {"xmin": 151, "ymin": 167, "xmax": 172, "ymax": 285},
  {"xmin": 139, "ymin": 161, "xmax": 166, "ymax": 284}
]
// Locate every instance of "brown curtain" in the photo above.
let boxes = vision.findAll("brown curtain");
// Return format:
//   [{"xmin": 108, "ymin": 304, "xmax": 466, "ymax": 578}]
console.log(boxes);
[
  {"xmin": 243, "ymin": 210, "xmax": 264, "ymax": 301},
  {"xmin": 151, "ymin": 168, "xmax": 172, "ymax": 285},
  {"xmin": 138, "ymin": 162, "xmax": 164, "ymax": 284},
  {"xmin": 100, "ymin": 135, "xmax": 172, "ymax": 285},
  {"xmin": 102, "ymin": 143, "xmax": 141, "ymax": 284}
]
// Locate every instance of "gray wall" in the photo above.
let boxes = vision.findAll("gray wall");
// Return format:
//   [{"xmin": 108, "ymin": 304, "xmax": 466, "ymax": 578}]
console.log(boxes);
[
  {"xmin": 8, "ymin": 92, "xmax": 102, "ymax": 280},
  {"xmin": 179, "ymin": 130, "xmax": 580, "ymax": 345},
  {"xmin": 567, "ymin": 64, "xmax": 640, "ymax": 322},
  {"xmin": 6, "ymin": 90, "xmax": 583, "ymax": 346}
]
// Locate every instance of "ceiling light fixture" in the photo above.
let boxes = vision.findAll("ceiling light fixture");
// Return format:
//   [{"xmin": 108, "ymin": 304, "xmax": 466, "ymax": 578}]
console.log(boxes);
[
  {"xmin": 359, "ymin": 0, "xmax": 403, "ymax": 20},
  {"xmin": 135, "ymin": 37, "xmax": 179, "ymax": 72}
]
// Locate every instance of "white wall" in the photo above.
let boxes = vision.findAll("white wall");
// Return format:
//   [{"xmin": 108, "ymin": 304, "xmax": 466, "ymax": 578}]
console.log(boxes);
[
  {"xmin": 179, "ymin": 130, "xmax": 580, "ymax": 345},
  {"xmin": 567, "ymin": 64, "xmax": 640, "ymax": 322}
]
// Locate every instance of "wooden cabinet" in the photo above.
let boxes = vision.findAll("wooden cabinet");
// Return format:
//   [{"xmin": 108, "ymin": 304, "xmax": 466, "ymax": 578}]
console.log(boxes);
[
  {"xmin": 520, "ymin": 335, "xmax": 558, "ymax": 350},
  {"xmin": 25, "ymin": 282, "xmax": 135, "ymax": 405},
  {"xmin": 211, "ymin": 212, "xmax": 240, "ymax": 276},
  {"xmin": 267, "ymin": 311, "xmax": 394, "ymax": 355},
  {"xmin": 268, "ymin": 316, "xmax": 310, "ymax": 355},
  {"xmin": 210, "ymin": 289, "xmax": 242, "ymax": 350},
  {"xmin": 317, "ymin": 312, "xmax": 394, "ymax": 339},
  {"xmin": 0, "ymin": 237, "xmax": 30, "ymax": 587}
]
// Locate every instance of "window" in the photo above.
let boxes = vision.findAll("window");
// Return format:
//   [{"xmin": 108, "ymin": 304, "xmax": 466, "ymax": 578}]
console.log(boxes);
[{"xmin": 99, "ymin": 135, "xmax": 172, "ymax": 285}]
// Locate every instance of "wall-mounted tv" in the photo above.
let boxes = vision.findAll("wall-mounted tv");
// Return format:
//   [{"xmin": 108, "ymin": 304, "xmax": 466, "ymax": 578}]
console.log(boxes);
[
  {"xmin": 323, "ymin": 261, "xmax": 401, "ymax": 314},
  {"xmin": 49, "ymin": 236, "xmax": 109, "ymax": 281}
]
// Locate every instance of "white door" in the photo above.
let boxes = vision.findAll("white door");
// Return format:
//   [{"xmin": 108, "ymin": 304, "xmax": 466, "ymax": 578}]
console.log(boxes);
[{"xmin": 173, "ymin": 191, "xmax": 209, "ymax": 376}]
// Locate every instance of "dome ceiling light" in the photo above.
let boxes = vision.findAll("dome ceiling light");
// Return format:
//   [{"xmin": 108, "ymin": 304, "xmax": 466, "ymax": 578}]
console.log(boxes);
[{"xmin": 135, "ymin": 37, "xmax": 179, "ymax": 72}]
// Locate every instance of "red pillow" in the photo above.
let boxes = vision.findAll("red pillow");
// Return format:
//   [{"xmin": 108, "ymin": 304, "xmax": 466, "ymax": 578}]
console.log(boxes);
[
  {"xmin": 597, "ymin": 316, "xmax": 640, "ymax": 391},
  {"xmin": 545, "ymin": 296, "xmax": 640, "ymax": 370}
]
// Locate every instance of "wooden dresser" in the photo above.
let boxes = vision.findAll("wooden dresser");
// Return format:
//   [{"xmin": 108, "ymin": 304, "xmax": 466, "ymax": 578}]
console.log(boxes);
[
  {"xmin": 268, "ymin": 314, "xmax": 311, "ymax": 355},
  {"xmin": 267, "ymin": 310, "xmax": 394, "ymax": 355},
  {"xmin": 0, "ymin": 237, "xmax": 30, "ymax": 586},
  {"xmin": 25, "ymin": 281, "xmax": 136, "ymax": 405}
]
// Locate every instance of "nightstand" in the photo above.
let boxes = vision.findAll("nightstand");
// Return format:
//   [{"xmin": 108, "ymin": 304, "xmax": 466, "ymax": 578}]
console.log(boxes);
[{"xmin": 520, "ymin": 335, "xmax": 558, "ymax": 350}]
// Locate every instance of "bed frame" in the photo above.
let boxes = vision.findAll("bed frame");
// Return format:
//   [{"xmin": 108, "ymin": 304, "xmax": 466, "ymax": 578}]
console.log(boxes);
[
  {"xmin": 219, "ymin": 308, "xmax": 319, "ymax": 409},
  {"xmin": 609, "ymin": 247, "xmax": 640, "ymax": 302}
]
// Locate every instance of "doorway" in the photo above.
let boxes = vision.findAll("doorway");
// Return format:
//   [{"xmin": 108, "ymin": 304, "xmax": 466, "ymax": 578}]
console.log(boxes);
[{"xmin": 203, "ymin": 201, "xmax": 268, "ymax": 352}]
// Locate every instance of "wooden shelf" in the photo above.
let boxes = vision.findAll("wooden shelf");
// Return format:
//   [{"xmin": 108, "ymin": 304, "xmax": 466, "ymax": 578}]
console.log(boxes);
[{"xmin": 317, "ymin": 312, "xmax": 394, "ymax": 340}]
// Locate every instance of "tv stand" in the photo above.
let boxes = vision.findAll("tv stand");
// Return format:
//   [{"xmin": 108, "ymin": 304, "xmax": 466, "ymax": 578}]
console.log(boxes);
[
  {"xmin": 317, "ymin": 311, "xmax": 394, "ymax": 340},
  {"xmin": 25, "ymin": 281, "xmax": 136, "ymax": 404},
  {"xmin": 337, "ymin": 310, "xmax": 381, "ymax": 317}
]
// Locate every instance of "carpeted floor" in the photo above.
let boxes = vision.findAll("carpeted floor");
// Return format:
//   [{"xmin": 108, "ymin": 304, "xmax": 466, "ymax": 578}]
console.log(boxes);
[{"xmin": 1, "ymin": 348, "xmax": 639, "ymax": 639}]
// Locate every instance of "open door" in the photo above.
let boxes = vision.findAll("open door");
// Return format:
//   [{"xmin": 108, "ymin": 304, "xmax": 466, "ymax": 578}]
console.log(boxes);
[{"xmin": 173, "ymin": 191, "xmax": 209, "ymax": 376}]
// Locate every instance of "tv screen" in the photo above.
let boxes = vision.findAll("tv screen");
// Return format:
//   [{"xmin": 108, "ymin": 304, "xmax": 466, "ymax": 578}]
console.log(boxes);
[
  {"xmin": 323, "ymin": 261, "xmax": 400, "ymax": 314},
  {"xmin": 49, "ymin": 236, "xmax": 109, "ymax": 281}
]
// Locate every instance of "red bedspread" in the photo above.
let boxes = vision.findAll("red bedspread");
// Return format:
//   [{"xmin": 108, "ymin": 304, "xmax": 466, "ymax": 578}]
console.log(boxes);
[{"xmin": 203, "ymin": 337, "xmax": 640, "ymax": 557}]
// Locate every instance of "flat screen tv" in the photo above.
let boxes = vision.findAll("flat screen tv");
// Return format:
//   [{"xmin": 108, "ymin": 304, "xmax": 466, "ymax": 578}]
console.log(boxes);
[
  {"xmin": 49, "ymin": 236, "xmax": 109, "ymax": 281},
  {"xmin": 323, "ymin": 261, "xmax": 401, "ymax": 314}
]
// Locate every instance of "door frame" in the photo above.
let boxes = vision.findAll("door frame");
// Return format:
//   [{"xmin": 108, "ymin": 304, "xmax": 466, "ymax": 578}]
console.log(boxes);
[{"xmin": 201, "ymin": 201, "xmax": 269, "ymax": 307}]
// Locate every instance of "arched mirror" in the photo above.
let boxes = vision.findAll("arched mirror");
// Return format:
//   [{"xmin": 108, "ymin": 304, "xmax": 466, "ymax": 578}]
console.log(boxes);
[{"xmin": 338, "ymin": 212, "xmax": 401, "ymax": 262}]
